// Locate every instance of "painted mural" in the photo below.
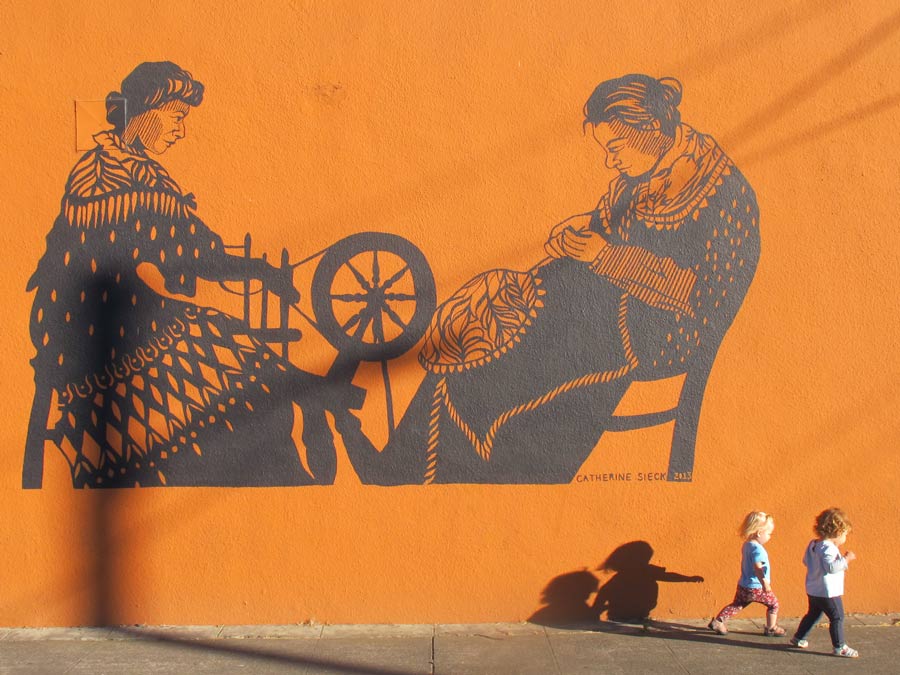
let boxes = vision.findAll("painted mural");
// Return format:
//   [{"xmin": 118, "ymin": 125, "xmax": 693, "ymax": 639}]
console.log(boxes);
[{"xmin": 23, "ymin": 64, "xmax": 759, "ymax": 489}]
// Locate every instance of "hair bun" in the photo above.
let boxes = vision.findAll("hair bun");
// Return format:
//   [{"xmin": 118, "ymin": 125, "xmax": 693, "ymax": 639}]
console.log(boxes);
[
  {"xmin": 658, "ymin": 77, "xmax": 683, "ymax": 106},
  {"xmin": 105, "ymin": 90, "xmax": 126, "ymax": 129}
]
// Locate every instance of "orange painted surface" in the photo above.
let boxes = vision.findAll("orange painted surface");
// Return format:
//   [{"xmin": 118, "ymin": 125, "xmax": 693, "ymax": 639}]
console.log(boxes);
[{"xmin": 1, "ymin": 0, "xmax": 899, "ymax": 626}]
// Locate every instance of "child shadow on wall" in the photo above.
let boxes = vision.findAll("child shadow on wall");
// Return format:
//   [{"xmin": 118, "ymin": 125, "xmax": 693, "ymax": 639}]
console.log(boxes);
[
  {"xmin": 527, "ymin": 569, "xmax": 600, "ymax": 627},
  {"xmin": 528, "ymin": 541, "xmax": 703, "ymax": 627},
  {"xmin": 593, "ymin": 540, "xmax": 703, "ymax": 623}
]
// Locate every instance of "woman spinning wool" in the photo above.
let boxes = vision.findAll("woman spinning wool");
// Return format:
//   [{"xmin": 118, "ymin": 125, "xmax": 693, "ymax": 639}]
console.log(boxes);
[
  {"xmin": 25, "ymin": 62, "xmax": 340, "ymax": 488},
  {"xmin": 338, "ymin": 74, "xmax": 761, "ymax": 484}
]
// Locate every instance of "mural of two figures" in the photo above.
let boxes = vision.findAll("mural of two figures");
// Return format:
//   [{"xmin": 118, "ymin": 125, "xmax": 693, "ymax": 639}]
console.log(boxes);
[{"xmin": 23, "ymin": 62, "xmax": 760, "ymax": 489}]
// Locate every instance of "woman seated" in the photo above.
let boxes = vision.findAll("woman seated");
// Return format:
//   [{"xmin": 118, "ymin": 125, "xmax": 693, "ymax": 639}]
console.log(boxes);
[
  {"xmin": 25, "ymin": 62, "xmax": 347, "ymax": 487},
  {"xmin": 338, "ymin": 74, "xmax": 761, "ymax": 484}
]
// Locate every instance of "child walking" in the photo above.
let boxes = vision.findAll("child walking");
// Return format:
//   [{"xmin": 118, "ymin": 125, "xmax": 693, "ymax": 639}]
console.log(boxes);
[
  {"xmin": 791, "ymin": 508, "xmax": 858, "ymax": 658},
  {"xmin": 708, "ymin": 511, "xmax": 785, "ymax": 636}
]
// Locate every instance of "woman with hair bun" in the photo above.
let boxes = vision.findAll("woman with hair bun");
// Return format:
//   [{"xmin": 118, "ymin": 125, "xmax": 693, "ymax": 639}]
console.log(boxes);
[
  {"xmin": 543, "ymin": 73, "xmax": 760, "ymax": 381},
  {"xmin": 341, "ymin": 74, "xmax": 761, "ymax": 485},
  {"xmin": 25, "ymin": 62, "xmax": 335, "ymax": 488}
]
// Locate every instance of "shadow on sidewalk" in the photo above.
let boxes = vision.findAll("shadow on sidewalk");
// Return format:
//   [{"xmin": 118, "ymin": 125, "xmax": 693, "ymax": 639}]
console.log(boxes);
[
  {"xmin": 106, "ymin": 626, "xmax": 425, "ymax": 675},
  {"xmin": 92, "ymin": 491, "xmax": 422, "ymax": 675},
  {"xmin": 522, "ymin": 540, "xmax": 838, "ymax": 655},
  {"xmin": 530, "ymin": 617, "xmax": 810, "ymax": 655},
  {"xmin": 591, "ymin": 619, "xmax": 840, "ymax": 658}
]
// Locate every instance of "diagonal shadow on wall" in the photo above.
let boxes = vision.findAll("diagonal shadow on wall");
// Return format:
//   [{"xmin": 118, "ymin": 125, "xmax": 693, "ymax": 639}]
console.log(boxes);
[
  {"xmin": 89, "ymin": 491, "xmax": 426, "ymax": 674},
  {"xmin": 721, "ymin": 7, "xmax": 900, "ymax": 153},
  {"xmin": 75, "ymin": 295, "xmax": 408, "ymax": 669},
  {"xmin": 738, "ymin": 90, "xmax": 900, "ymax": 167}
]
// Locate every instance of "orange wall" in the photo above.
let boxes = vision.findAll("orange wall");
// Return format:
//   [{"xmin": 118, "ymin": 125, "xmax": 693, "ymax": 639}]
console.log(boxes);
[{"xmin": 1, "ymin": 0, "xmax": 899, "ymax": 626}]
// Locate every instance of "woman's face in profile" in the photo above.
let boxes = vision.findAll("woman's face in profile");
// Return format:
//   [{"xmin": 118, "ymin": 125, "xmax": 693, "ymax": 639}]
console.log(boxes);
[
  {"xmin": 127, "ymin": 100, "xmax": 191, "ymax": 155},
  {"xmin": 591, "ymin": 121, "xmax": 666, "ymax": 178}
]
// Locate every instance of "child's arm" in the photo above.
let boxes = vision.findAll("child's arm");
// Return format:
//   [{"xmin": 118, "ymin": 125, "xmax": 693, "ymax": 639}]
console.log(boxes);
[
  {"xmin": 822, "ymin": 543, "xmax": 851, "ymax": 573},
  {"xmin": 754, "ymin": 562, "xmax": 771, "ymax": 592}
]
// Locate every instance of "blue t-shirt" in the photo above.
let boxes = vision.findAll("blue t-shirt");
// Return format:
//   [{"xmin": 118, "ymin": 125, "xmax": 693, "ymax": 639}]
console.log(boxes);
[{"xmin": 739, "ymin": 540, "xmax": 770, "ymax": 589}]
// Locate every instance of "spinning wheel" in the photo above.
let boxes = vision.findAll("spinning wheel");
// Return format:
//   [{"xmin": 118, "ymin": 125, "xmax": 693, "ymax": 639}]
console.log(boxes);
[
  {"xmin": 312, "ymin": 232, "xmax": 436, "ymax": 363},
  {"xmin": 311, "ymin": 232, "xmax": 436, "ymax": 435},
  {"xmin": 22, "ymin": 231, "xmax": 437, "ymax": 488}
]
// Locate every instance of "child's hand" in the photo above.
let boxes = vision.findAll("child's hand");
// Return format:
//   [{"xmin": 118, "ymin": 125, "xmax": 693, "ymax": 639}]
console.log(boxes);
[
  {"xmin": 844, "ymin": 551, "xmax": 857, "ymax": 562},
  {"xmin": 763, "ymin": 580, "xmax": 772, "ymax": 592}
]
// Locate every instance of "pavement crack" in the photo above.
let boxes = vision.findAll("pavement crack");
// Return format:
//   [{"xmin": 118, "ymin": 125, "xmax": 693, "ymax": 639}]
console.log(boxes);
[
  {"xmin": 430, "ymin": 629, "xmax": 436, "ymax": 675},
  {"xmin": 542, "ymin": 627, "xmax": 563, "ymax": 675}
]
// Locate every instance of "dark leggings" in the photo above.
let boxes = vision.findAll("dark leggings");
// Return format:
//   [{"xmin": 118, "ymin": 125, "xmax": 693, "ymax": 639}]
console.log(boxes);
[{"xmin": 794, "ymin": 595, "xmax": 845, "ymax": 647}]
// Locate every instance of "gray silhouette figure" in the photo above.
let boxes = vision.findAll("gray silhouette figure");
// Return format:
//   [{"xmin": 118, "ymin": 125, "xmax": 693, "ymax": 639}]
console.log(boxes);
[
  {"xmin": 23, "ymin": 62, "xmax": 435, "ymax": 489},
  {"xmin": 336, "ymin": 74, "xmax": 760, "ymax": 485}
]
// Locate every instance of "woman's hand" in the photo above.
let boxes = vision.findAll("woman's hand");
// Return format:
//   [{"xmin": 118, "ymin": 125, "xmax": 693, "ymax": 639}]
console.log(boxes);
[
  {"xmin": 558, "ymin": 229, "xmax": 607, "ymax": 262},
  {"xmin": 544, "ymin": 231, "xmax": 567, "ymax": 259},
  {"xmin": 545, "ymin": 228, "xmax": 608, "ymax": 261},
  {"xmin": 548, "ymin": 212, "xmax": 595, "ymax": 239},
  {"xmin": 267, "ymin": 267, "xmax": 300, "ymax": 304},
  {"xmin": 545, "ymin": 213, "xmax": 600, "ymax": 259}
]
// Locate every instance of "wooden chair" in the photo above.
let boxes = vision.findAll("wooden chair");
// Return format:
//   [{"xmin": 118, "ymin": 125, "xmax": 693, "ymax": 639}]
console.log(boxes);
[{"xmin": 602, "ymin": 351, "xmax": 718, "ymax": 483}]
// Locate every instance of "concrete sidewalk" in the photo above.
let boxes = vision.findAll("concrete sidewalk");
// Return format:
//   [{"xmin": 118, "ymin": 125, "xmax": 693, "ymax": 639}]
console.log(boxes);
[{"xmin": 1, "ymin": 615, "xmax": 898, "ymax": 674}]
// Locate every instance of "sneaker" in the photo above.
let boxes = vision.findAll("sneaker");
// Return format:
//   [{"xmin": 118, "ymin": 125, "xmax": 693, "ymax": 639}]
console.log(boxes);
[
  {"xmin": 708, "ymin": 619, "xmax": 727, "ymax": 635},
  {"xmin": 833, "ymin": 644, "xmax": 859, "ymax": 658},
  {"xmin": 790, "ymin": 637, "xmax": 809, "ymax": 649}
]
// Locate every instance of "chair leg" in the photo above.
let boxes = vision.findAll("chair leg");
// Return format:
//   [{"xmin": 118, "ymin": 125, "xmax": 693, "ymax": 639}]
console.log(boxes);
[
  {"xmin": 22, "ymin": 384, "xmax": 52, "ymax": 489},
  {"xmin": 667, "ymin": 364, "xmax": 712, "ymax": 482}
]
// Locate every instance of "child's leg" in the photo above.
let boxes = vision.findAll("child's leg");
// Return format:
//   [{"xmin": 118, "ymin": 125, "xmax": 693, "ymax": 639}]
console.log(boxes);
[
  {"xmin": 794, "ymin": 595, "xmax": 825, "ymax": 641},
  {"xmin": 821, "ymin": 596, "xmax": 846, "ymax": 648},
  {"xmin": 757, "ymin": 589, "xmax": 781, "ymax": 630},
  {"xmin": 714, "ymin": 586, "xmax": 752, "ymax": 622}
]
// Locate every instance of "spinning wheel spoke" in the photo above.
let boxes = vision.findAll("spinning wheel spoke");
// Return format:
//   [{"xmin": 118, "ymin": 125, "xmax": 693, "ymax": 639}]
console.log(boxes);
[
  {"xmin": 383, "ymin": 292, "xmax": 416, "ymax": 301},
  {"xmin": 331, "ymin": 292, "xmax": 369, "ymax": 302},
  {"xmin": 381, "ymin": 265, "xmax": 410, "ymax": 290},
  {"xmin": 342, "ymin": 310, "xmax": 365, "ymax": 334},
  {"xmin": 381, "ymin": 302, "xmax": 408, "ymax": 331},
  {"xmin": 344, "ymin": 260, "xmax": 372, "ymax": 291},
  {"xmin": 371, "ymin": 251, "xmax": 381, "ymax": 287},
  {"xmin": 352, "ymin": 307, "xmax": 375, "ymax": 340}
]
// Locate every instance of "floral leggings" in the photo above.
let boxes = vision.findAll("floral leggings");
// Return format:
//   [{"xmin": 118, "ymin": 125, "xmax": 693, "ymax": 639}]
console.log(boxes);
[{"xmin": 715, "ymin": 585, "xmax": 780, "ymax": 621}]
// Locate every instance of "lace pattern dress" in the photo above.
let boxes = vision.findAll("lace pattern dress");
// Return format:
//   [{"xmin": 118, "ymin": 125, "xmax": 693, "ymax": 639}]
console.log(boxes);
[{"xmin": 28, "ymin": 132, "xmax": 324, "ymax": 487}]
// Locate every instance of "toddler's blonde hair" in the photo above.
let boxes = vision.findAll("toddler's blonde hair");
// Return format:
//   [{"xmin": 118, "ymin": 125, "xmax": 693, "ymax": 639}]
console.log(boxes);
[
  {"xmin": 814, "ymin": 508, "xmax": 852, "ymax": 539},
  {"xmin": 739, "ymin": 511, "xmax": 773, "ymax": 540}
]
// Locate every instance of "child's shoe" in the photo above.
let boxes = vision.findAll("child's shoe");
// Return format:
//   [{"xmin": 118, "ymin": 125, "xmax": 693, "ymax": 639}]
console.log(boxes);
[
  {"xmin": 789, "ymin": 637, "xmax": 809, "ymax": 648},
  {"xmin": 707, "ymin": 619, "xmax": 727, "ymax": 635},
  {"xmin": 833, "ymin": 644, "xmax": 859, "ymax": 658},
  {"xmin": 763, "ymin": 625, "xmax": 786, "ymax": 637}
]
